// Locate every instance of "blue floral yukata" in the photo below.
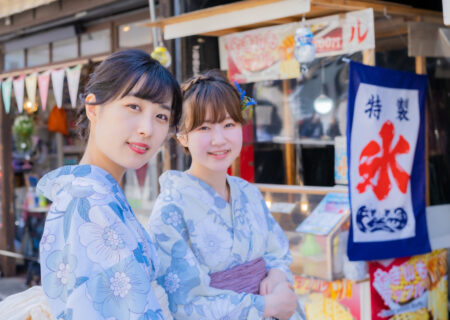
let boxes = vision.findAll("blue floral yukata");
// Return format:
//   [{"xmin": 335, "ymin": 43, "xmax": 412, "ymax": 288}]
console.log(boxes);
[
  {"xmin": 38, "ymin": 165, "xmax": 163, "ymax": 320},
  {"xmin": 148, "ymin": 171, "xmax": 302, "ymax": 320}
]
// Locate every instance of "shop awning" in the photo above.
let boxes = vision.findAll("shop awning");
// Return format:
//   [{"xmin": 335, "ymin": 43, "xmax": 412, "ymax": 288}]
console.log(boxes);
[
  {"xmin": 0, "ymin": 0, "xmax": 57, "ymax": 19},
  {"xmin": 146, "ymin": 0, "xmax": 443, "ymax": 40}
]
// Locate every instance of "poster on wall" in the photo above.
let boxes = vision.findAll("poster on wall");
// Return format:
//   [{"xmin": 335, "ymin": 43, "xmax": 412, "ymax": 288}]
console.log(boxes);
[
  {"xmin": 369, "ymin": 249, "xmax": 448, "ymax": 320},
  {"xmin": 296, "ymin": 192, "xmax": 349, "ymax": 235},
  {"xmin": 220, "ymin": 9, "xmax": 374, "ymax": 83},
  {"xmin": 346, "ymin": 61, "xmax": 431, "ymax": 261},
  {"xmin": 294, "ymin": 276, "xmax": 363, "ymax": 320}
]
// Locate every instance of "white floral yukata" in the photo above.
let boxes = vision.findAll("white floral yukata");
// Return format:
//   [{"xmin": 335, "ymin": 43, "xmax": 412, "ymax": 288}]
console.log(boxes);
[
  {"xmin": 148, "ymin": 171, "xmax": 301, "ymax": 320},
  {"xmin": 38, "ymin": 165, "xmax": 163, "ymax": 320}
]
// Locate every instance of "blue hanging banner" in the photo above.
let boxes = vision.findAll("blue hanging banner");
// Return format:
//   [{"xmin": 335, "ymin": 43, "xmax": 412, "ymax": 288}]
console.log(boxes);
[{"xmin": 347, "ymin": 61, "xmax": 431, "ymax": 261}]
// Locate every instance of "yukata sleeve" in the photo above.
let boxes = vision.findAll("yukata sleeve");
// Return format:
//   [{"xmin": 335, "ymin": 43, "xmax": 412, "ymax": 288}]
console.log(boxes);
[
  {"xmin": 41, "ymin": 193, "xmax": 162, "ymax": 320},
  {"xmin": 254, "ymin": 187, "xmax": 293, "ymax": 279},
  {"xmin": 148, "ymin": 201, "xmax": 266, "ymax": 320}
]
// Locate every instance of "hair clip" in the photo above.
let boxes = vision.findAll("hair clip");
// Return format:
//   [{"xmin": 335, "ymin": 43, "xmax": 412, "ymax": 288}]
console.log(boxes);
[{"xmin": 234, "ymin": 81, "xmax": 257, "ymax": 112}]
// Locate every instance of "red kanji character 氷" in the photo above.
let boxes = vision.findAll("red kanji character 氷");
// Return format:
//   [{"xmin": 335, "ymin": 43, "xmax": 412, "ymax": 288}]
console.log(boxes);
[{"xmin": 357, "ymin": 120, "xmax": 410, "ymax": 200}]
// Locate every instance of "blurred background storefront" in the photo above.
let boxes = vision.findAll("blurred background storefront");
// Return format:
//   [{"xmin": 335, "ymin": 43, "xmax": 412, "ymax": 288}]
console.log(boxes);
[{"xmin": 0, "ymin": 3, "xmax": 448, "ymax": 316}]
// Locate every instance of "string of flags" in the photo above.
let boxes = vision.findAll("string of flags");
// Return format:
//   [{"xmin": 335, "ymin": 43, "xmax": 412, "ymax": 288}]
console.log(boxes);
[{"xmin": 0, "ymin": 64, "xmax": 82, "ymax": 114}]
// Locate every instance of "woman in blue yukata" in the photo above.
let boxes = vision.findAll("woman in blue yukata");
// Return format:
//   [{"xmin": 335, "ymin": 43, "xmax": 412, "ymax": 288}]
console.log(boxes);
[
  {"xmin": 148, "ymin": 71, "xmax": 304, "ymax": 320},
  {"xmin": 37, "ymin": 49, "xmax": 182, "ymax": 320}
]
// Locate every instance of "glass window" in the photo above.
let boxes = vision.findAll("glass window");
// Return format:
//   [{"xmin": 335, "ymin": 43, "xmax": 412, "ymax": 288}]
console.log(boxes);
[
  {"xmin": 119, "ymin": 20, "xmax": 153, "ymax": 48},
  {"xmin": 52, "ymin": 37, "xmax": 78, "ymax": 62},
  {"xmin": 4, "ymin": 50, "xmax": 25, "ymax": 71},
  {"xmin": 27, "ymin": 44, "xmax": 50, "ymax": 67},
  {"xmin": 81, "ymin": 29, "xmax": 111, "ymax": 56}
]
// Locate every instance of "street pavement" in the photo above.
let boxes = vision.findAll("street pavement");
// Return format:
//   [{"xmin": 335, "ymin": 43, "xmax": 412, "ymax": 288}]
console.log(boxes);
[{"xmin": 0, "ymin": 277, "xmax": 28, "ymax": 301}]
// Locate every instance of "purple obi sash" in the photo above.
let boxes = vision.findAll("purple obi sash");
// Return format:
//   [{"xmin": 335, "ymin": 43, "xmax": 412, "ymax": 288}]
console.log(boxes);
[{"xmin": 209, "ymin": 257, "xmax": 266, "ymax": 294}]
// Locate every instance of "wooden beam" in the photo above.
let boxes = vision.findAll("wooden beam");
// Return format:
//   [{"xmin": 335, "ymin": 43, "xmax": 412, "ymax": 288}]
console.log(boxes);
[
  {"xmin": 0, "ymin": 92, "xmax": 15, "ymax": 277},
  {"xmin": 363, "ymin": 48, "xmax": 375, "ymax": 66},
  {"xmin": 146, "ymin": 0, "xmax": 441, "ymax": 39},
  {"xmin": 282, "ymin": 80, "xmax": 296, "ymax": 185},
  {"xmin": 312, "ymin": 0, "xmax": 442, "ymax": 18},
  {"xmin": 0, "ymin": 0, "xmax": 118, "ymax": 37},
  {"xmin": 0, "ymin": 55, "xmax": 107, "ymax": 79},
  {"xmin": 146, "ymin": 0, "xmax": 289, "ymax": 27}
]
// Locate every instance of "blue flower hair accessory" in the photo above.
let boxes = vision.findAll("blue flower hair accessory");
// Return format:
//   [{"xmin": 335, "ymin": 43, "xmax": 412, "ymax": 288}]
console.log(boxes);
[{"xmin": 234, "ymin": 81, "xmax": 257, "ymax": 112}]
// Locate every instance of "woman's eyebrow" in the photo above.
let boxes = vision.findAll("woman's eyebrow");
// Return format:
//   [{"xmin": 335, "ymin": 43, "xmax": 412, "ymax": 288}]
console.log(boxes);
[{"xmin": 159, "ymin": 104, "xmax": 171, "ymax": 111}]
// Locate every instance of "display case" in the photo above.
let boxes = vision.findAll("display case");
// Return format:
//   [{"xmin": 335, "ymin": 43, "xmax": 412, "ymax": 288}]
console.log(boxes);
[{"xmin": 256, "ymin": 184, "xmax": 350, "ymax": 281}]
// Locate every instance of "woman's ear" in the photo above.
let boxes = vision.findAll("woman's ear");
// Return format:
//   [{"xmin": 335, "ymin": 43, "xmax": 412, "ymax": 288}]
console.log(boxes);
[
  {"xmin": 176, "ymin": 132, "xmax": 189, "ymax": 148},
  {"xmin": 85, "ymin": 93, "xmax": 98, "ymax": 123}
]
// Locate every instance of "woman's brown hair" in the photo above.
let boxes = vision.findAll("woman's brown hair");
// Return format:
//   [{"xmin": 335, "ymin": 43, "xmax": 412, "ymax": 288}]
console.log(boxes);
[{"xmin": 178, "ymin": 70, "xmax": 246, "ymax": 136}]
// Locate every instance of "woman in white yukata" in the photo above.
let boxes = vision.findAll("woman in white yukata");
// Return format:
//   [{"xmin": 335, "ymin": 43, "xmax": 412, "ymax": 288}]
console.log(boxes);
[
  {"xmin": 148, "ymin": 71, "xmax": 303, "ymax": 320},
  {"xmin": 37, "ymin": 49, "xmax": 182, "ymax": 320}
]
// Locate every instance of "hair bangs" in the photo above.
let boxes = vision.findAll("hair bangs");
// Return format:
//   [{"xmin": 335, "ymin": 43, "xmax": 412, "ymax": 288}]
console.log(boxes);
[
  {"xmin": 116, "ymin": 65, "xmax": 182, "ymax": 127},
  {"xmin": 185, "ymin": 80, "xmax": 244, "ymax": 132},
  {"xmin": 121, "ymin": 70, "xmax": 171, "ymax": 104}
]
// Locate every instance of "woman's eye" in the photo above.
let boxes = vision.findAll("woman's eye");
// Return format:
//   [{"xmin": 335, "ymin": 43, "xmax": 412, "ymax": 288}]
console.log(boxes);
[
  {"xmin": 127, "ymin": 104, "xmax": 140, "ymax": 111},
  {"xmin": 157, "ymin": 114, "xmax": 169, "ymax": 122},
  {"xmin": 199, "ymin": 126, "xmax": 210, "ymax": 131},
  {"xmin": 225, "ymin": 122, "xmax": 235, "ymax": 128}
]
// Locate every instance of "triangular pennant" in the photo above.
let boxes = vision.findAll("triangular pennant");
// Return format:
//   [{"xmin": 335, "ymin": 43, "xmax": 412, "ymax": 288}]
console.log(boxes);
[
  {"xmin": 1, "ymin": 78, "xmax": 12, "ymax": 114},
  {"xmin": 51, "ymin": 68, "xmax": 65, "ymax": 108},
  {"xmin": 38, "ymin": 71, "xmax": 50, "ymax": 111},
  {"xmin": 25, "ymin": 72, "xmax": 37, "ymax": 108},
  {"xmin": 66, "ymin": 64, "xmax": 82, "ymax": 108},
  {"xmin": 13, "ymin": 75, "xmax": 25, "ymax": 113}
]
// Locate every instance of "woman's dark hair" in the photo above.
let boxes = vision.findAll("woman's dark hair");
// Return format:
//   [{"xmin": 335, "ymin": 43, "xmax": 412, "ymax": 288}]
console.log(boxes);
[{"xmin": 76, "ymin": 49, "xmax": 182, "ymax": 141}]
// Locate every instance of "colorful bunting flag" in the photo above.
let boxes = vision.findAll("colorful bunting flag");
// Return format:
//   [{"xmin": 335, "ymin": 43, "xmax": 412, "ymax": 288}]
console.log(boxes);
[
  {"xmin": 66, "ymin": 64, "xmax": 82, "ymax": 108},
  {"xmin": 1, "ymin": 78, "xmax": 12, "ymax": 114},
  {"xmin": 13, "ymin": 75, "xmax": 25, "ymax": 113},
  {"xmin": 38, "ymin": 71, "xmax": 51, "ymax": 111},
  {"xmin": 25, "ymin": 72, "xmax": 37, "ymax": 108},
  {"xmin": 51, "ymin": 68, "xmax": 65, "ymax": 108}
]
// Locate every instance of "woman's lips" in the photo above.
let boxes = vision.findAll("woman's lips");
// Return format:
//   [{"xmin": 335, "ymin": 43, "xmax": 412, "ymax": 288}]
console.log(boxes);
[
  {"xmin": 207, "ymin": 149, "xmax": 230, "ymax": 159},
  {"xmin": 127, "ymin": 142, "xmax": 149, "ymax": 155}
]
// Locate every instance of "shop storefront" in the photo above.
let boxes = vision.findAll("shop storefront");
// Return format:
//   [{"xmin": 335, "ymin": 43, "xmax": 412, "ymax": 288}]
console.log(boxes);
[
  {"xmin": 0, "ymin": 0, "xmax": 168, "ymax": 278},
  {"xmin": 147, "ymin": 0, "xmax": 450, "ymax": 319}
]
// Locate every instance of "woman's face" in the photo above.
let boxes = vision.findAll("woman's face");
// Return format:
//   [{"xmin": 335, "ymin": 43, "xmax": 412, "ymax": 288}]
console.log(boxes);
[
  {"xmin": 179, "ymin": 111, "xmax": 243, "ymax": 175},
  {"xmin": 90, "ymin": 94, "xmax": 172, "ymax": 171}
]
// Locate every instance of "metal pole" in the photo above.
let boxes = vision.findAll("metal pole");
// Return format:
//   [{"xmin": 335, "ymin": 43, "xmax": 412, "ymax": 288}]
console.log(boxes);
[{"xmin": 149, "ymin": 0, "xmax": 160, "ymax": 47}]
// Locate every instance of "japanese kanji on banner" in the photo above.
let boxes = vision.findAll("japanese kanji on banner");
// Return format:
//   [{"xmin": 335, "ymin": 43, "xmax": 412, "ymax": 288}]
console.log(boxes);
[
  {"xmin": 347, "ymin": 61, "xmax": 431, "ymax": 261},
  {"xmin": 369, "ymin": 250, "xmax": 448, "ymax": 320},
  {"xmin": 219, "ymin": 8, "xmax": 374, "ymax": 83}
]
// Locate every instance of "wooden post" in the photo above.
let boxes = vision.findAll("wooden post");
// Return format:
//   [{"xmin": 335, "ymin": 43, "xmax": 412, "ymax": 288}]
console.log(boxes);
[
  {"xmin": 363, "ymin": 48, "xmax": 375, "ymax": 66},
  {"xmin": 282, "ymin": 80, "xmax": 295, "ymax": 185},
  {"xmin": 0, "ymin": 96, "xmax": 16, "ymax": 276},
  {"xmin": 415, "ymin": 56, "xmax": 430, "ymax": 206}
]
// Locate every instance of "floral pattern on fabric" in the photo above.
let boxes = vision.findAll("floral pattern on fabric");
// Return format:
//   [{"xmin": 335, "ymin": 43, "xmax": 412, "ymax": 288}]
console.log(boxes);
[
  {"xmin": 38, "ymin": 165, "xmax": 162, "ymax": 320},
  {"xmin": 148, "ymin": 170, "xmax": 296, "ymax": 320}
]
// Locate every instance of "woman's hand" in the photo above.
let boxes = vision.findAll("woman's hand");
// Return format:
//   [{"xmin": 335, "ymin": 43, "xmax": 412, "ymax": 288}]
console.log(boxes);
[
  {"xmin": 263, "ymin": 281, "xmax": 298, "ymax": 320},
  {"xmin": 260, "ymin": 268, "xmax": 287, "ymax": 295}
]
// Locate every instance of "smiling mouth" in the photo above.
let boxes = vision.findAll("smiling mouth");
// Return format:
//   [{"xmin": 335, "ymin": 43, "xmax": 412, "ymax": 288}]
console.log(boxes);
[
  {"xmin": 127, "ymin": 142, "xmax": 149, "ymax": 154},
  {"xmin": 208, "ymin": 150, "xmax": 230, "ymax": 156}
]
